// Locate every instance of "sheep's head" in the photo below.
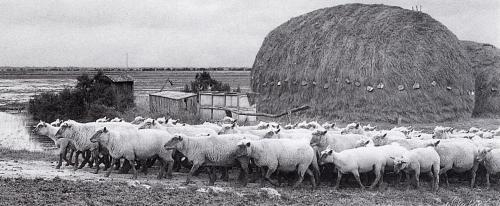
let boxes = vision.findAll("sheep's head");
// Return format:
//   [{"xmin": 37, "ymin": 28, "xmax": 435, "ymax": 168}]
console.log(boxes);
[
  {"xmin": 55, "ymin": 121, "xmax": 74, "ymax": 139},
  {"xmin": 476, "ymin": 147, "xmax": 493, "ymax": 162},
  {"xmin": 363, "ymin": 124, "xmax": 377, "ymax": 132},
  {"xmin": 270, "ymin": 122, "xmax": 280, "ymax": 129},
  {"xmin": 164, "ymin": 134, "xmax": 184, "ymax": 150},
  {"xmin": 256, "ymin": 121, "xmax": 270, "ymax": 130},
  {"xmin": 218, "ymin": 123, "xmax": 237, "ymax": 135},
  {"xmin": 310, "ymin": 130, "xmax": 328, "ymax": 148},
  {"xmin": 355, "ymin": 139, "xmax": 373, "ymax": 148},
  {"xmin": 50, "ymin": 119, "xmax": 62, "ymax": 127},
  {"xmin": 322, "ymin": 122, "xmax": 335, "ymax": 130},
  {"xmin": 90, "ymin": 127, "xmax": 110, "ymax": 143},
  {"xmin": 156, "ymin": 117, "xmax": 167, "ymax": 124},
  {"xmin": 33, "ymin": 121, "xmax": 49, "ymax": 135},
  {"xmin": 284, "ymin": 124, "xmax": 295, "ymax": 130},
  {"xmin": 138, "ymin": 118, "xmax": 156, "ymax": 129},
  {"xmin": 391, "ymin": 156, "xmax": 410, "ymax": 173},
  {"xmin": 131, "ymin": 116, "xmax": 145, "ymax": 125},
  {"xmin": 236, "ymin": 139, "xmax": 251, "ymax": 157},
  {"xmin": 341, "ymin": 122, "xmax": 362, "ymax": 134},
  {"xmin": 263, "ymin": 129, "xmax": 280, "ymax": 139},
  {"xmin": 319, "ymin": 146, "xmax": 334, "ymax": 165},
  {"xmin": 371, "ymin": 133, "xmax": 388, "ymax": 146},
  {"xmin": 110, "ymin": 117, "xmax": 122, "ymax": 122}
]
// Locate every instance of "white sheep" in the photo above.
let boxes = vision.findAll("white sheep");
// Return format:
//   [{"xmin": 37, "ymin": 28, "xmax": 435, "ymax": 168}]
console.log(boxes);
[
  {"xmin": 391, "ymin": 141, "xmax": 441, "ymax": 191},
  {"xmin": 322, "ymin": 122, "xmax": 336, "ymax": 130},
  {"xmin": 371, "ymin": 133, "xmax": 436, "ymax": 150},
  {"xmin": 90, "ymin": 127, "xmax": 174, "ymax": 179},
  {"xmin": 139, "ymin": 118, "xmax": 217, "ymax": 136},
  {"xmin": 110, "ymin": 117, "xmax": 123, "ymax": 122},
  {"xmin": 340, "ymin": 122, "xmax": 363, "ymax": 134},
  {"xmin": 130, "ymin": 116, "xmax": 146, "ymax": 125},
  {"xmin": 319, "ymin": 145, "xmax": 386, "ymax": 190},
  {"xmin": 310, "ymin": 130, "xmax": 368, "ymax": 152},
  {"xmin": 33, "ymin": 121, "xmax": 75, "ymax": 169},
  {"xmin": 96, "ymin": 117, "xmax": 109, "ymax": 123},
  {"xmin": 434, "ymin": 138, "xmax": 481, "ymax": 187},
  {"xmin": 156, "ymin": 117, "xmax": 167, "ymax": 124},
  {"xmin": 50, "ymin": 119, "xmax": 62, "ymax": 127},
  {"xmin": 55, "ymin": 120, "xmax": 137, "ymax": 171},
  {"xmin": 236, "ymin": 138, "xmax": 319, "ymax": 189},
  {"xmin": 163, "ymin": 134, "xmax": 251, "ymax": 186},
  {"xmin": 476, "ymin": 148, "xmax": 500, "ymax": 189}
]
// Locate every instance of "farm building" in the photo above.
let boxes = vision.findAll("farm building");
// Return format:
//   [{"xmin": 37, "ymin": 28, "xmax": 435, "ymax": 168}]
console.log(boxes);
[
  {"xmin": 462, "ymin": 41, "xmax": 500, "ymax": 117},
  {"xmin": 102, "ymin": 73, "xmax": 135, "ymax": 110},
  {"xmin": 251, "ymin": 4, "xmax": 474, "ymax": 123},
  {"xmin": 149, "ymin": 91, "xmax": 198, "ymax": 118},
  {"xmin": 199, "ymin": 92, "xmax": 257, "ymax": 123}
]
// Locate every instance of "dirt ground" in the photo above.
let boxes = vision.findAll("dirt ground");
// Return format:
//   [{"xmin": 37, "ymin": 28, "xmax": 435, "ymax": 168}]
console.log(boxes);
[{"xmin": 1, "ymin": 157, "xmax": 500, "ymax": 206}]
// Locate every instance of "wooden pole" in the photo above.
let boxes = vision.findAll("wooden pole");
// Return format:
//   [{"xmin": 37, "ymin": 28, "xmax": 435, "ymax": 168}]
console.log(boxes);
[{"xmin": 210, "ymin": 105, "xmax": 310, "ymax": 118}]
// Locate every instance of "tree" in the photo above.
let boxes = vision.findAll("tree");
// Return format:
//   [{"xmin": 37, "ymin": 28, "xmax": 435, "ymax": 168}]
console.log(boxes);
[{"xmin": 188, "ymin": 71, "xmax": 231, "ymax": 93}]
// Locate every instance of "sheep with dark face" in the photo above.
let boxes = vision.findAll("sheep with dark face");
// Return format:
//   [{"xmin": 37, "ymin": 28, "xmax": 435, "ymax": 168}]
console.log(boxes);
[
  {"xmin": 235, "ymin": 138, "xmax": 318, "ymax": 189},
  {"xmin": 163, "ymin": 134, "xmax": 250, "ymax": 186},
  {"xmin": 90, "ymin": 127, "xmax": 174, "ymax": 179}
]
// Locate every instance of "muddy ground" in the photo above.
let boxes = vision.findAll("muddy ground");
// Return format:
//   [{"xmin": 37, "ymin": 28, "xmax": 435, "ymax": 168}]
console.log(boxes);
[{"xmin": 1, "ymin": 154, "xmax": 500, "ymax": 206}]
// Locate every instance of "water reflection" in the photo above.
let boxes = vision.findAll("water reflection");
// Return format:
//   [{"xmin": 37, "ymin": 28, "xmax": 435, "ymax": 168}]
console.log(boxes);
[{"xmin": 0, "ymin": 112, "xmax": 55, "ymax": 151}]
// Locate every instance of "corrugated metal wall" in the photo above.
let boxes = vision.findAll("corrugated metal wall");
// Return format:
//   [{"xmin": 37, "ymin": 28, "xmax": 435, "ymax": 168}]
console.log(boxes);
[{"xmin": 199, "ymin": 93, "xmax": 256, "ymax": 123}]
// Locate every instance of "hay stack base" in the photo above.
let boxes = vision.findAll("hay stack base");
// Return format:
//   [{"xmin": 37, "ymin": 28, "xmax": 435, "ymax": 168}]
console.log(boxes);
[{"xmin": 251, "ymin": 4, "xmax": 474, "ymax": 123}]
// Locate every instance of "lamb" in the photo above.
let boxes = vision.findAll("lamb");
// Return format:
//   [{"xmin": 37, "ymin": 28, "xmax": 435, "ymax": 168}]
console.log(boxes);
[
  {"xmin": 32, "ymin": 121, "xmax": 75, "ymax": 169},
  {"xmin": 55, "ymin": 120, "xmax": 137, "ymax": 171},
  {"xmin": 476, "ymin": 148, "xmax": 500, "ymax": 189},
  {"xmin": 340, "ymin": 122, "xmax": 363, "ymax": 134},
  {"xmin": 319, "ymin": 145, "xmax": 386, "ymax": 190},
  {"xmin": 217, "ymin": 122, "xmax": 270, "ymax": 135},
  {"xmin": 163, "ymin": 134, "xmax": 250, "ymax": 186},
  {"xmin": 139, "ymin": 119, "xmax": 217, "ymax": 136},
  {"xmin": 90, "ymin": 127, "xmax": 174, "ymax": 179},
  {"xmin": 391, "ymin": 141, "xmax": 441, "ymax": 191},
  {"xmin": 236, "ymin": 138, "xmax": 319, "ymax": 189}
]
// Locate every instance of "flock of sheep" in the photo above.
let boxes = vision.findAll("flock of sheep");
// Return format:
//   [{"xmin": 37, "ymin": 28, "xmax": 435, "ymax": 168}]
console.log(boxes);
[{"xmin": 32, "ymin": 116, "xmax": 500, "ymax": 191}]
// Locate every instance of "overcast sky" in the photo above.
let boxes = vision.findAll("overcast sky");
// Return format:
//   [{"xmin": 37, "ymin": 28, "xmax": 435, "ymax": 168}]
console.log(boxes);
[{"xmin": 0, "ymin": 0, "xmax": 498, "ymax": 67}]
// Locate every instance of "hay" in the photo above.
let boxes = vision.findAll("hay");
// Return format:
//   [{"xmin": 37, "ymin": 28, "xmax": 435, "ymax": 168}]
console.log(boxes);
[
  {"xmin": 251, "ymin": 4, "xmax": 474, "ymax": 123},
  {"xmin": 462, "ymin": 41, "xmax": 500, "ymax": 117}
]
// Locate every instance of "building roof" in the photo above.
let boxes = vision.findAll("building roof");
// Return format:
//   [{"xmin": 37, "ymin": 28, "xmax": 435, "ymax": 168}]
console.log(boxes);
[
  {"xmin": 105, "ymin": 73, "xmax": 134, "ymax": 82},
  {"xmin": 150, "ymin": 91, "xmax": 197, "ymax": 100}
]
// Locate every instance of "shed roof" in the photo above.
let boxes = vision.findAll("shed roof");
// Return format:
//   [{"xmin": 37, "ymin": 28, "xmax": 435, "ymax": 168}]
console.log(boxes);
[
  {"xmin": 105, "ymin": 74, "xmax": 134, "ymax": 82},
  {"xmin": 150, "ymin": 91, "xmax": 197, "ymax": 100}
]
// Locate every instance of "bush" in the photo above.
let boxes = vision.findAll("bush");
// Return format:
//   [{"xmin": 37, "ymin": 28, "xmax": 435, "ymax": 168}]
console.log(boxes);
[
  {"xmin": 187, "ymin": 71, "xmax": 231, "ymax": 93},
  {"xmin": 28, "ymin": 71, "xmax": 134, "ymax": 122}
]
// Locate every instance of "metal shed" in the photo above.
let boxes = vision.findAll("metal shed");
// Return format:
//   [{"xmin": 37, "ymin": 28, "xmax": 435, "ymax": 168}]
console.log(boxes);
[
  {"xmin": 149, "ymin": 91, "xmax": 198, "ymax": 118},
  {"xmin": 199, "ymin": 92, "xmax": 256, "ymax": 123}
]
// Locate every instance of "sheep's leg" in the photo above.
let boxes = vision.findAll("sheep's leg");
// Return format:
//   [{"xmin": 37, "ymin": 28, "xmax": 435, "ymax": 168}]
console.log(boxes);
[
  {"xmin": 61, "ymin": 142, "xmax": 69, "ymax": 163},
  {"xmin": 443, "ymin": 173, "xmax": 449, "ymax": 187},
  {"xmin": 302, "ymin": 168, "xmax": 316, "ymax": 190},
  {"xmin": 369, "ymin": 166, "xmax": 382, "ymax": 190},
  {"xmin": 415, "ymin": 171, "xmax": 420, "ymax": 189},
  {"xmin": 486, "ymin": 172, "xmax": 491, "ymax": 189},
  {"xmin": 119, "ymin": 160, "xmax": 131, "ymax": 174},
  {"xmin": 334, "ymin": 170, "xmax": 343, "ymax": 190},
  {"xmin": 94, "ymin": 157, "xmax": 102, "ymax": 174},
  {"xmin": 73, "ymin": 151, "xmax": 81, "ymax": 171},
  {"xmin": 186, "ymin": 163, "xmax": 201, "ymax": 185},
  {"xmin": 165, "ymin": 160, "xmax": 174, "ymax": 179},
  {"xmin": 221, "ymin": 167, "xmax": 229, "ymax": 182},
  {"xmin": 264, "ymin": 166, "xmax": 279, "ymax": 186},
  {"xmin": 66, "ymin": 149, "xmax": 74, "ymax": 166},
  {"xmin": 237, "ymin": 157, "xmax": 249, "ymax": 186},
  {"xmin": 105, "ymin": 158, "xmax": 119, "ymax": 178},
  {"xmin": 129, "ymin": 159, "xmax": 138, "ymax": 179},
  {"xmin": 56, "ymin": 152, "xmax": 64, "ymax": 169},
  {"xmin": 103, "ymin": 155, "xmax": 111, "ymax": 171},
  {"xmin": 471, "ymin": 163, "xmax": 479, "ymax": 188},
  {"xmin": 208, "ymin": 166, "xmax": 217, "ymax": 186},
  {"xmin": 396, "ymin": 172, "xmax": 402, "ymax": 185},
  {"xmin": 353, "ymin": 170, "xmax": 365, "ymax": 190},
  {"xmin": 78, "ymin": 150, "xmax": 91, "ymax": 169},
  {"xmin": 293, "ymin": 164, "xmax": 309, "ymax": 188},
  {"xmin": 259, "ymin": 167, "xmax": 266, "ymax": 187}
]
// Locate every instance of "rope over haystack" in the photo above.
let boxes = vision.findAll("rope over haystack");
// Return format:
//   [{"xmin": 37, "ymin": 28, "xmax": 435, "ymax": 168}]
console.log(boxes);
[{"xmin": 251, "ymin": 4, "xmax": 474, "ymax": 123}]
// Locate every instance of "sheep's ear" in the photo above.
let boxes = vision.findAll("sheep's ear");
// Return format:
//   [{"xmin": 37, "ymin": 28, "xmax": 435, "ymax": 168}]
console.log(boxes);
[
  {"xmin": 434, "ymin": 140, "xmax": 440, "ymax": 147},
  {"xmin": 327, "ymin": 150, "xmax": 333, "ymax": 155},
  {"xmin": 322, "ymin": 130, "xmax": 328, "ymax": 135},
  {"xmin": 389, "ymin": 156, "xmax": 395, "ymax": 160},
  {"xmin": 152, "ymin": 119, "xmax": 156, "ymax": 124},
  {"xmin": 382, "ymin": 133, "xmax": 387, "ymax": 138},
  {"xmin": 103, "ymin": 127, "xmax": 108, "ymax": 132},
  {"xmin": 231, "ymin": 123, "xmax": 236, "ymax": 128},
  {"xmin": 246, "ymin": 142, "xmax": 251, "ymax": 147},
  {"xmin": 355, "ymin": 123, "xmax": 360, "ymax": 129},
  {"xmin": 275, "ymin": 129, "xmax": 281, "ymax": 134}
]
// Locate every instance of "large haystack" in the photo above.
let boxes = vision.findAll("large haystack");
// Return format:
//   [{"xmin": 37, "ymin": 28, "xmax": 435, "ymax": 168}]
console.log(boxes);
[
  {"xmin": 462, "ymin": 41, "xmax": 500, "ymax": 117},
  {"xmin": 251, "ymin": 4, "xmax": 474, "ymax": 123}
]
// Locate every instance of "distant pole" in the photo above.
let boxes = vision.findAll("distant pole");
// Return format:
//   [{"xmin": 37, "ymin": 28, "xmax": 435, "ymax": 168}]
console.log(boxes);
[
  {"xmin": 126, "ymin": 53, "xmax": 129, "ymax": 69},
  {"xmin": 420, "ymin": 5, "xmax": 422, "ymax": 12}
]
